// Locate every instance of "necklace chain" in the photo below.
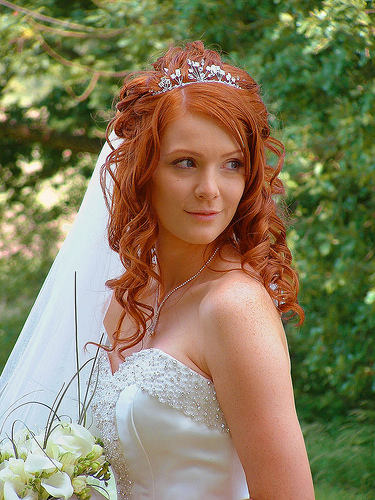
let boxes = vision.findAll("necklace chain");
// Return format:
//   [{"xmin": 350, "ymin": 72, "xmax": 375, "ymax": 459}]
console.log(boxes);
[{"xmin": 147, "ymin": 246, "xmax": 220, "ymax": 336}]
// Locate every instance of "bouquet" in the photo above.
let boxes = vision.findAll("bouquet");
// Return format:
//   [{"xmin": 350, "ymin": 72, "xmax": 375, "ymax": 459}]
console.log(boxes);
[
  {"xmin": 0, "ymin": 273, "xmax": 111, "ymax": 500},
  {"xmin": 0, "ymin": 423, "xmax": 110, "ymax": 500}
]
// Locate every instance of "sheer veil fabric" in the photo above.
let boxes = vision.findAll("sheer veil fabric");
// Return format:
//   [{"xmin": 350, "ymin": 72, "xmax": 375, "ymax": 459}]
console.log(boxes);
[{"xmin": 0, "ymin": 134, "xmax": 123, "ymax": 436}]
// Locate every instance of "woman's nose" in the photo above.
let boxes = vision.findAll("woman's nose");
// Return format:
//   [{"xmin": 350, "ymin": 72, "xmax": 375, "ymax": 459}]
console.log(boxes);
[{"xmin": 194, "ymin": 170, "xmax": 220, "ymax": 200}]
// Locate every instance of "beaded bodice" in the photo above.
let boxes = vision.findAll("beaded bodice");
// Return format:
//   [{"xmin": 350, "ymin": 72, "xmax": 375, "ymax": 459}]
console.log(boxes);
[{"xmin": 90, "ymin": 348, "xmax": 232, "ymax": 499}]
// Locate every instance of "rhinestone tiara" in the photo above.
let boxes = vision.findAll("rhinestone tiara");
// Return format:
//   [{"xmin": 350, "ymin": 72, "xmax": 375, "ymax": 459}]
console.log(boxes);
[{"xmin": 151, "ymin": 58, "xmax": 241, "ymax": 95}]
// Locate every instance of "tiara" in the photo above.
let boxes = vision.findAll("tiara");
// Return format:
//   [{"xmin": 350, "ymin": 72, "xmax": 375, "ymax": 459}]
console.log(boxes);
[{"xmin": 151, "ymin": 58, "xmax": 241, "ymax": 95}]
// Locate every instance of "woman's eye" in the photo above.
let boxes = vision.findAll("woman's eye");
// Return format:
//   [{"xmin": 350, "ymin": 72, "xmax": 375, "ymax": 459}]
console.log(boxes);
[
  {"xmin": 225, "ymin": 159, "xmax": 243, "ymax": 170},
  {"xmin": 173, "ymin": 158, "xmax": 195, "ymax": 169}
]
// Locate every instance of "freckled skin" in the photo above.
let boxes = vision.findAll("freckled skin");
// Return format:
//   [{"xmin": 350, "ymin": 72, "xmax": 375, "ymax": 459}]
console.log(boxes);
[
  {"xmin": 200, "ymin": 278, "xmax": 315, "ymax": 499},
  {"xmin": 151, "ymin": 112, "xmax": 246, "ymax": 249}
]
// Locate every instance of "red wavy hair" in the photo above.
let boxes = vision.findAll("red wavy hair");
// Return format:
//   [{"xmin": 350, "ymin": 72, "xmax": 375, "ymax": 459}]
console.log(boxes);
[{"xmin": 101, "ymin": 41, "xmax": 304, "ymax": 355}]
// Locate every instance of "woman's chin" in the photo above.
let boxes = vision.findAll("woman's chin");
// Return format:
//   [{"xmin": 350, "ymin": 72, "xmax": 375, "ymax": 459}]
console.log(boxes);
[
  {"xmin": 177, "ymin": 232, "xmax": 224, "ymax": 246},
  {"xmin": 157, "ymin": 223, "xmax": 230, "ymax": 247}
]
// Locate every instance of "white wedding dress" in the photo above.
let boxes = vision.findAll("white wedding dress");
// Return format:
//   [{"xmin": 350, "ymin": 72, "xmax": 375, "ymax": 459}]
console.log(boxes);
[{"xmin": 91, "ymin": 347, "xmax": 250, "ymax": 500}]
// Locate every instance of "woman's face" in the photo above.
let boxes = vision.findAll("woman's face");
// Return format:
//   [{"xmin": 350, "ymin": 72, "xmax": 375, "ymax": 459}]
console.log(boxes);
[{"xmin": 151, "ymin": 112, "xmax": 246, "ymax": 247}]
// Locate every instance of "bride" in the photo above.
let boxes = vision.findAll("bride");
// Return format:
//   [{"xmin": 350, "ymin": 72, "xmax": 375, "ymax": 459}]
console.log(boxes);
[{"xmin": 0, "ymin": 41, "xmax": 314, "ymax": 499}]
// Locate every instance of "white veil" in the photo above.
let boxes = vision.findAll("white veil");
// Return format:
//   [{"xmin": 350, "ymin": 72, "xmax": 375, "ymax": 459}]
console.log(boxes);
[{"xmin": 0, "ymin": 134, "xmax": 123, "ymax": 437}]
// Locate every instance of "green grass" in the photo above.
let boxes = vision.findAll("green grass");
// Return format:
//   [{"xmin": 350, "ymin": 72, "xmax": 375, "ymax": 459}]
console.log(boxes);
[
  {"xmin": 302, "ymin": 414, "xmax": 375, "ymax": 499},
  {"xmin": 315, "ymin": 483, "xmax": 372, "ymax": 500}
]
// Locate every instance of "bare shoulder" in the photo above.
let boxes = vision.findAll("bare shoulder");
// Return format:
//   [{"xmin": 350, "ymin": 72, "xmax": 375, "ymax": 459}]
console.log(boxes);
[
  {"xmin": 197, "ymin": 272, "xmax": 314, "ymax": 497},
  {"xmin": 198, "ymin": 272, "xmax": 313, "ymax": 498},
  {"xmin": 200, "ymin": 270, "xmax": 283, "ymax": 336},
  {"xmin": 202, "ymin": 270, "xmax": 277, "ymax": 315},
  {"xmin": 199, "ymin": 270, "xmax": 290, "ymax": 370}
]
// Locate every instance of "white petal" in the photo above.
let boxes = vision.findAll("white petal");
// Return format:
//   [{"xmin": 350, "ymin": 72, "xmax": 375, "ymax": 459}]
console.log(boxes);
[
  {"xmin": 0, "ymin": 459, "xmax": 27, "ymax": 483},
  {"xmin": 0, "ymin": 464, "xmax": 15, "ymax": 482},
  {"xmin": 41, "ymin": 471, "xmax": 73, "ymax": 500},
  {"xmin": 68, "ymin": 424, "xmax": 94, "ymax": 443},
  {"xmin": 24, "ymin": 454, "xmax": 61, "ymax": 474},
  {"xmin": 3, "ymin": 481, "xmax": 23, "ymax": 500},
  {"xmin": 19, "ymin": 490, "xmax": 38, "ymax": 500},
  {"xmin": 0, "ymin": 440, "xmax": 15, "ymax": 457},
  {"xmin": 2, "ymin": 477, "xmax": 34, "ymax": 500},
  {"xmin": 47, "ymin": 423, "xmax": 94, "ymax": 457}
]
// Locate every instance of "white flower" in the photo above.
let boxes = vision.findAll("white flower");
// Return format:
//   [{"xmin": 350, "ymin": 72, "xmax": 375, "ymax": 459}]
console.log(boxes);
[
  {"xmin": 41, "ymin": 471, "xmax": 73, "ymax": 499},
  {"xmin": 0, "ymin": 451, "xmax": 73, "ymax": 499},
  {"xmin": 0, "ymin": 423, "xmax": 107, "ymax": 500},
  {"xmin": 0, "ymin": 458, "xmax": 32, "ymax": 500},
  {"xmin": 24, "ymin": 454, "xmax": 61, "ymax": 474},
  {"xmin": 0, "ymin": 458, "xmax": 29, "ymax": 483},
  {"xmin": 46, "ymin": 423, "xmax": 96, "ymax": 460},
  {"xmin": 3, "ymin": 480, "xmax": 38, "ymax": 500},
  {"xmin": 0, "ymin": 429, "xmax": 39, "ymax": 460}
]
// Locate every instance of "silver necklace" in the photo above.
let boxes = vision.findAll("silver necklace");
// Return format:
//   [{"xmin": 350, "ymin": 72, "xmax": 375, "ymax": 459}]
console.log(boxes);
[{"xmin": 147, "ymin": 246, "xmax": 220, "ymax": 336}]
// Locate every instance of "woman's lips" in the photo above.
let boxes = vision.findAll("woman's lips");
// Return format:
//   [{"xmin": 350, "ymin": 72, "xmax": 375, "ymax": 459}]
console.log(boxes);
[{"xmin": 185, "ymin": 211, "xmax": 220, "ymax": 220}]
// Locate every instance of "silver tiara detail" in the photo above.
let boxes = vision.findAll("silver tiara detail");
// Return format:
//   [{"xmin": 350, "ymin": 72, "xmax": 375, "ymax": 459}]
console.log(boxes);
[{"xmin": 151, "ymin": 58, "xmax": 241, "ymax": 95}]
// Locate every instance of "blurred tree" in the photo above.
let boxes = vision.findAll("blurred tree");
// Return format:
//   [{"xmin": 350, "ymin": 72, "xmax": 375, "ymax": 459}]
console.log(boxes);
[{"xmin": 0, "ymin": 0, "xmax": 374, "ymax": 417}]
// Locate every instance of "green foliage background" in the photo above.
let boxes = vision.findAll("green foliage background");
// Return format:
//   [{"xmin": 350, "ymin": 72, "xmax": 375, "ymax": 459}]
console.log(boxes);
[
  {"xmin": 1, "ymin": 0, "xmax": 374, "ymax": 444},
  {"xmin": 1, "ymin": 1, "xmax": 374, "ymax": 497}
]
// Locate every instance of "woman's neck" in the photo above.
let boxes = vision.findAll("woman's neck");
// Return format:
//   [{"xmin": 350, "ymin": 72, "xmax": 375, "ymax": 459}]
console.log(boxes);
[{"xmin": 154, "ymin": 240, "xmax": 218, "ymax": 298}]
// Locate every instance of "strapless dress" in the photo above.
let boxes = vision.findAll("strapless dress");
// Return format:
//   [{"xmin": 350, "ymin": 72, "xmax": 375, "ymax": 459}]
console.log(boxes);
[{"xmin": 90, "ymin": 348, "xmax": 249, "ymax": 499}]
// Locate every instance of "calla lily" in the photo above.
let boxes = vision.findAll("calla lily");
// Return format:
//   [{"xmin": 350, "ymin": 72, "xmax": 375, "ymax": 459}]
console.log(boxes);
[
  {"xmin": 41, "ymin": 471, "xmax": 73, "ymax": 499},
  {"xmin": 3, "ymin": 480, "xmax": 24, "ymax": 500},
  {"xmin": 0, "ymin": 459, "xmax": 36, "ymax": 500},
  {"xmin": 3, "ymin": 481, "xmax": 38, "ymax": 500},
  {"xmin": 0, "ymin": 422, "xmax": 109, "ymax": 499},
  {"xmin": 0, "ymin": 459, "xmax": 30, "ymax": 500}
]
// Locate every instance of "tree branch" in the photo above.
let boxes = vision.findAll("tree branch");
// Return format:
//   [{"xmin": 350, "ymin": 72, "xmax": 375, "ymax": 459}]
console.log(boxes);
[
  {"xmin": 30, "ymin": 18, "xmax": 126, "ymax": 39},
  {"xmin": 0, "ymin": 121, "xmax": 103, "ymax": 154},
  {"xmin": 0, "ymin": 0, "xmax": 126, "ymax": 35},
  {"xmin": 38, "ymin": 33, "xmax": 129, "ymax": 77},
  {"xmin": 65, "ymin": 73, "xmax": 100, "ymax": 102}
]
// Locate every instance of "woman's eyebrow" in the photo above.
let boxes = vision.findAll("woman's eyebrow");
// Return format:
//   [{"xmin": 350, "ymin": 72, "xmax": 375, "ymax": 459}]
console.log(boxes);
[
  {"xmin": 163, "ymin": 149, "xmax": 243, "ymax": 158},
  {"xmin": 222, "ymin": 150, "xmax": 243, "ymax": 158},
  {"xmin": 164, "ymin": 148, "xmax": 203, "ymax": 157}
]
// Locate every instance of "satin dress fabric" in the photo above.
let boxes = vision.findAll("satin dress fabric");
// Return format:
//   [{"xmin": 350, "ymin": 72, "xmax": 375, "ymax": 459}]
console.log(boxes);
[{"xmin": 91, "ymin": 348, "xmax": 249, "ymax": 500}]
